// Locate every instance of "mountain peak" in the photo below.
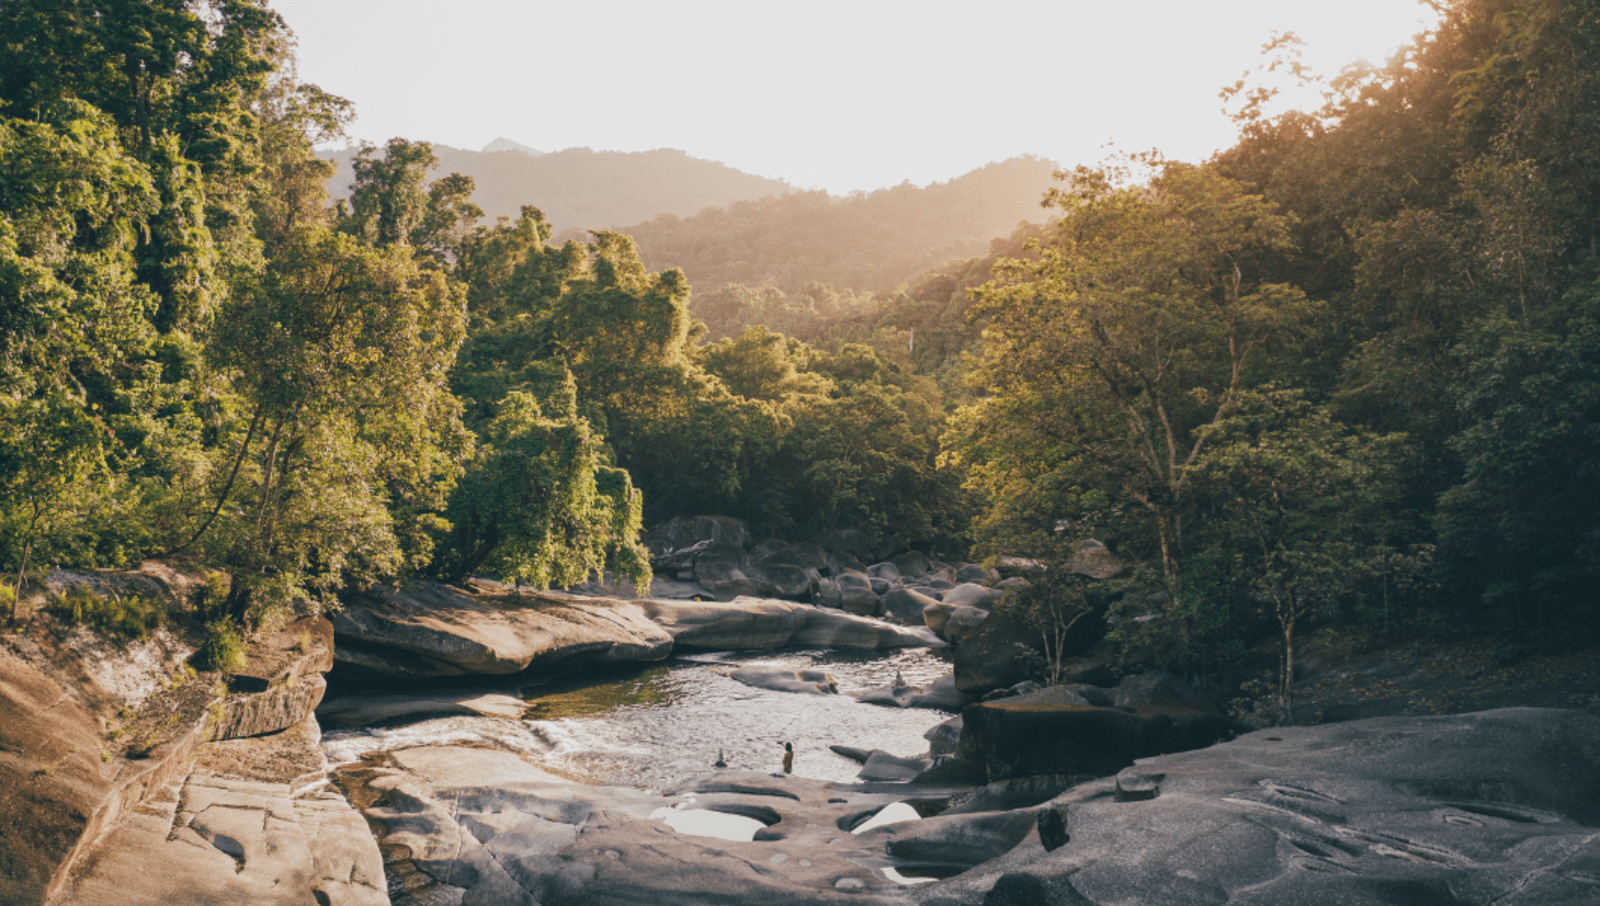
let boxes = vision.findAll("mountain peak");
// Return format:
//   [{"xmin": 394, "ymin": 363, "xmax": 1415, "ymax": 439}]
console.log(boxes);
[{"xmin": 482, "ymin": 137, "xmax": 543, "ymax": 155}]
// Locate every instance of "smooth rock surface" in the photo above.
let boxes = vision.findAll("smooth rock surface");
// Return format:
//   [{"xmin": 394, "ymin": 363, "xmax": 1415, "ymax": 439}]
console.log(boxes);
[
  {"xmin": 930, "ymin": 708, "xmax": 1600, "ymax": 906},
  {"xmin": 333, "ymin": 582, "xmax": 673, "ymax": 677}
]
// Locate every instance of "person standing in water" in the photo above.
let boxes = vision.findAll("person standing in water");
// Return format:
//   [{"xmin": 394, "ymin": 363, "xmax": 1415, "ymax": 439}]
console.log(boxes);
[{"xmin": 782, "ymin": 742, "xmax": 794, "ymax": 774}]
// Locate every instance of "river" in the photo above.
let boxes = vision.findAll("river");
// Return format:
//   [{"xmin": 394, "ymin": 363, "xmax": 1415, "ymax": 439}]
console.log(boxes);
[{"xmin": 321, "ymin": 646, "xmax": 956, "ymax": 791}]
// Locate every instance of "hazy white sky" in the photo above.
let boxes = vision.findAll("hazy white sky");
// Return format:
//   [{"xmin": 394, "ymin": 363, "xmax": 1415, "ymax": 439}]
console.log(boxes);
[{"xmin": 269, "ymin": 0, "xmax": 1440, "ymax": 195}]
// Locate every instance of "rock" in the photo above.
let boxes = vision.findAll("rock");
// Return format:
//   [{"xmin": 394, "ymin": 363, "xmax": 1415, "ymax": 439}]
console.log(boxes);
[
  {"xmin": 956, "ymin": 564, "xmax": 1002, "ymax": 586},
  {"xmin": 1063, "ymin": 538, "xmax": 1125, "ymax": 579},
  {"xmin": 53, "ymin": 713, "xmax": 385, "ymax": 906},
  {"xmin": 332, "ymin": 582, "xmax": 674, "ymax": 677},
  {"xmin": 995, "ymin": 555, "xmax": 1046, "ymax": 574},
  {"xmin": 882, "ymin": 586, "xmax": 939, "ymax": 625},
  {"xmin": 944, "ymin": 606, "xmax": 991, "ymax": 644},
  {"xmin": 828, "ymin": 745, "xmax": 874, "ymax": 763},
  {"xmin": 692, "ymin": 541, "xmax": 764, "ymax": 599},
  {"xmin": 752, "ymin": 561, "xmax": 814, "ymax": 600},
  {"xmin": 925, "ymin": 715, "xmax": 963, "ymax": 756},
  {"xmin": 792, "ymin": 607, "xmax": 944, "ymax": 649},
  {"xmin": 866, "ymin": 561, "xmax": 902, "ymax": 583},
  {"xmin": 637, "ymin": 598, "xmax": 809, "ymax": 649},
  {"xmin": 826, "ymin": 550, "xmax": 867, "ymax": 577},
  {"xmin": 890, "ymin": 551, "xmax": 934, "ymax": 580},
  {"xmin": 730, "ymin": 666, "xmax": 838, "ymax": 695},
  {"xmin": 958, "ymin": 689, "xmax": 1245, "ymax": 781},
  {"xmin": 642, "ymin": 515, "xmax": 751, "ymax": 556},
  {"xmin": 996, "ymin": 576, "xmax": 1032, "ymax": 592},
  {"xmin": 953, "ymin": 606, "xmax": 1041, "ymax": 695},
  {"xmin": 833, "ymin": 571, "xmax": 882, "ymax": 617},
  {"xmin": 1112, "ymin": 669, "xmax": 1198, "ymax": 706},
  {"xmin": 639, "ymin": 598, "xmax": 940, "ymax": 651},
  {"xmin": 937, "ymin": 708, "xmax": 1600, "ymax": 906},
  {"xmin": 873, "ymin": 534, "xmax": 910, "ymax": 561},
  {"xmin": 210, "ymin": 616, "xmax": 335, "ymax": 740},
  {"xmin": 923, "ymin": 600, "xmax": 958, "ymax": 637},
  {"xmin": 941, "ymin": 582, "xmax": 1002, "ymax": 610},
  {"xmin": 944, "ymin": 774, "xmax": 1084, "ymax": 815},
  {"xmin": 868, "ymin": 577, "xmax": 892, "ymax": 596},
  {"xmin": 854, "ymin": 672, "xmax": 971, "ymax": 711},
  {"xmin": 880, "ymin": 809, "xmax": 1037, "ymax": 871},
  {"xmin": 858, "ymin": 751, "xmax": 933, "ymax": 781},
  {"xmin": 318, "ymin": 690, "xmax": 532, "ymax": 727}
]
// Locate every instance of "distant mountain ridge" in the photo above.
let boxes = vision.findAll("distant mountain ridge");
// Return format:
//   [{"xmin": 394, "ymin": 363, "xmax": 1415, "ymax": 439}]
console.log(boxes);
[
  {"xmin": 323, "ymin": 143, "xmax": 794, "ymax": 234},
  {"xmin": 621, "ymin": 155, "xmax": 1059, "ymax": 295}
]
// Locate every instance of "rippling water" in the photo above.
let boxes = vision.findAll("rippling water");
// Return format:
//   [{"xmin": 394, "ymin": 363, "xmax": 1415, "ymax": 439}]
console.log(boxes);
[{"xmin": 322, "ymin": 647, "xmax": 956, "ymax": 791}]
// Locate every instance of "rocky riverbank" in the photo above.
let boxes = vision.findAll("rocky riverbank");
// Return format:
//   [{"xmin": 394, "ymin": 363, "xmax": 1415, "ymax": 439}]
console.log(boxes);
[{"xmin": 7, "ymin": 553, "xmax": 1600, "ymax": 906}]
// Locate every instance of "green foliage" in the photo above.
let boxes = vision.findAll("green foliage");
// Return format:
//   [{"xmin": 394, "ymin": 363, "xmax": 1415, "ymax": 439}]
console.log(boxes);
[
  {"xmin": 49, "ymin": 586, "xmax": 165, "ymax": 639},
  {"xmin": 197, "ymin": 618, "xmax": 248, "ymax": 672}
]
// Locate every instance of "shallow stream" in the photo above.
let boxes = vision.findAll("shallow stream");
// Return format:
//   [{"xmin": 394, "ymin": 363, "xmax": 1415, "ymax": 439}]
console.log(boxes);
[{"xmin": 321, "ymin": 646, "xmax": 955, "ymax": 791}]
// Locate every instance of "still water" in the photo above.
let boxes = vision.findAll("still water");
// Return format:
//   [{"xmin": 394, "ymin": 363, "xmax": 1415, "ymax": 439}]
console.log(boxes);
[{"xmin": 322, "ymin": 647, "xmax": 955, "ymax": 791}]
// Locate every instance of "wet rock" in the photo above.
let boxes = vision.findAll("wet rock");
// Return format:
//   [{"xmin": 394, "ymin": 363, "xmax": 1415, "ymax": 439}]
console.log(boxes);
[
  {"xmin": 731, "ymin": 665, "xmax": 839, "ymax": 695},
  {"xmin": 859, "ymin": 751, "xmax": 934, "ymax": 781},
  {"xmin": 333, "ymin": 582, "xmax": 673, "ymax": 677}
]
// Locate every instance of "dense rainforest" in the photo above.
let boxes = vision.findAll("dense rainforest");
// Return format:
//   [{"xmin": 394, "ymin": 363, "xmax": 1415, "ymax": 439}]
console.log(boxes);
[{"xmin": 2, "ymin": 0, "xmax": 1596, "ymax": 702}]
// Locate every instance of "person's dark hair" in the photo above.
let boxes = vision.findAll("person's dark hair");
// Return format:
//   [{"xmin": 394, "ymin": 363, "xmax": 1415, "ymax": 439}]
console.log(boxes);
[{"xmin": 784, "ymin": 742, "xmax": 793, "ymax": 751}]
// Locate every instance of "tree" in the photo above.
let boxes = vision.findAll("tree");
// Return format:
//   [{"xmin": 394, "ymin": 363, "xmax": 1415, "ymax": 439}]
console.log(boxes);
[
  {"xmin": 1191, "ymin": 388, "xmax": 1404, "ymax": 722},
  {"xmin": 957, "ymin": 160, "xmax": 1316, "ymax": 597}
]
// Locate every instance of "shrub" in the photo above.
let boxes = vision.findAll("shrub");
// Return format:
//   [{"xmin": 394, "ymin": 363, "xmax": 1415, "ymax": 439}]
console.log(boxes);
[
  {"xmin": 50, "ymin": 586, "xmax": 165, "ymax": 639},
  {"xmin": 197, "ymin": 619, "xmax": 248, "ymax": 672}
]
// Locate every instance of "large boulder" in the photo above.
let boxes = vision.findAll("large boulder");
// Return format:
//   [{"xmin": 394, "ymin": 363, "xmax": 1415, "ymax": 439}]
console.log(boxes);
[
  {"xmin": 691, "ymin": 541, "xmax": 764, "ymax": 599},
  {"xmin": 1064, "ymin": 538, "xmax": 1126, "ymax": 579},
  {"xmin": 943, "ymin": 606, "xmax": 991, "ymax": 644},
  {"xmin": 957, "ymin": 688, "xmax": 1245, "ymax": 781},
  {"xmin": 953, "ymin": 606, "xmax": 1041, "ymax": 695},
  {"xmin": 882, "ymin": 586, "xmax": 939, "ymax": 625},
  {"xmin": 955, "ymin": 564, "xmax": 1002, "ymax": 586},
  {"xmin": 636, "ymin": 598, "xmax": 809, "ymax": 649},
  {"xmin": 642, "ymin": 515, "xmax": 751, "ymax": 556},
  {"xmin": 793, "ymin": 607, "xmax": 944, "ymax": 649},
  {"xmin": 832, "ymin": 570, "xmax": 882, "ymax": 617},
  {"xmin": 940, "ymin": 582, "xmax": 1003, "ymax": 611},
  {"xmin": 939, "ymin": 708, "xmax": 1600, "ymax": 906},
  {"xmin": 813, "ymin": 528, "xmax": 873, "ymax": 560},
  {"xmin": 332, "ymin": 583, "xmax": 673, "ymax": 678}
]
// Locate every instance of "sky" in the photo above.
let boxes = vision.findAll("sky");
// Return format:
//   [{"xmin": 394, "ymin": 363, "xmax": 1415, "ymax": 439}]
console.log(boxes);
[{"xmin": 268, "ymin": 0, "xmax": 1441, "ymax": 195}]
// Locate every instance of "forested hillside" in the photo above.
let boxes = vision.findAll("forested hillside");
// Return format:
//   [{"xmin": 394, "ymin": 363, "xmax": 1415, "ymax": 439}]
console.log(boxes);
[
  {"xmin": 3, "ymin": 0, "xmax": 1596, "ymax": 714},
  {"xmin": 324, "ymin": 143, "xmax": 794, "ymax": 233},
  {"xmin": 623, "ymin": 156, "xmax": 1059, "ymax": 296}
]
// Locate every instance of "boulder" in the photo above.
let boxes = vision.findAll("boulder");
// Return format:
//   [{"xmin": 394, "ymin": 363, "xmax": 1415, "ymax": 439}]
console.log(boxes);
[
  {"xmin": 857, "ymin": 750, "xmax": 932, "ymax": 781},
  {"xmin": 953, "ymin": 606, "xmax": 1041, "ymax": 695},
  {"xmin": 332, "ymin": 583, "xmax": 673, "ymax": 677},
  {"xmin": 691, "ymin": 541, "xmax": 764, "ymax": 599},
  {"xmin": 923, "ymin": 600, "xmax": 957, "ymax": 637},
  {"xmin": 730, "ymin": 666, "xmax": 838, "ymax": 695},
  {"xmin": 943, "ymin": 606, "xmax": 991, "ymax": 644},
  {"xmin": 996, "ymin": 576, "xmax": 1032, "ymax": 592},
  {"xmin": 938, "ymin": 709, "xmax": 1600, "ymax": 906},
  {"xmin": 1064, "ymin": 538, "xmax": 1125, "ymax": 579},
  {"xmin": 642, "ymin": 515, "xmax": 751, "ymax": 556},
  {"xmin": 826, "ymin": 550, "xmax": 867, "ymax": 576},
  {"xmin": 890, "ymin": 550, "xmax": 934, "ymax": 580},
  {"xmin": 940, "ymin": 582, "xmax": 1003, "ymax": 611},
  {"xmin": 873, "ymin": 534, "xmax": 910, "ymax": 561},
  {"xmin": 882, "ymin": 586, "xmax": 939, "ymax": 625},
  {"xmin": 866, "ymin": 561, "xmax": 902, "ymax": 583},
  {"xmin": 853, "ymin": 671, "xmax": 971, "ymax": 711},
  {"xmin": 1112, "ymin": 669, "xmax": 1198, "ymax": 706},
  {"xmin": 958, "ymin": 689, "xmax": 1245, "ymax": 781},
  {"xmin": 792, "ymin": 607, "xmax": 944, "ymax": 649},
  {"xmin": 833, "ymin": 570, "xmax": 882, "ymax": 617},
  {"xmin": 955, "ymin": 564, "xmax": 1002, "ymax": 586},
  {"xmin": 750, "ymin": 560, "xmax": 814, "ymax": 600},
  {"xmin": 925, "ymin": 715, "xmax": 963, "ymax": 756},
  {"xmin": 637, "ymin": 598, "xmax": 809, "ymax": 649}
]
